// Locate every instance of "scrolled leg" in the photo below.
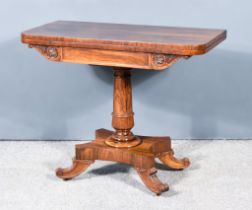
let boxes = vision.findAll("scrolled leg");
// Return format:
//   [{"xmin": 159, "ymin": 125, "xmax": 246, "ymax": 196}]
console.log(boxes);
[
  {"xmin": 56, "ymin": 158, "xmax": 94, "ymax": 180},
  {"xmin": 158, "ymin": 150, "xmax": 190, "ymax": 170},
  {"xmin": 136, "ymin": 167, "xmax": 169, "ymax": 195}
]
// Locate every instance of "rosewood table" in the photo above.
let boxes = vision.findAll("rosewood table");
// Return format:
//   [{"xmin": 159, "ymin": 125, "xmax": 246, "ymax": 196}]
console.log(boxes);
[{"xmin": 21, "ymin": 21, "xmax": 226, "ymax": 195}]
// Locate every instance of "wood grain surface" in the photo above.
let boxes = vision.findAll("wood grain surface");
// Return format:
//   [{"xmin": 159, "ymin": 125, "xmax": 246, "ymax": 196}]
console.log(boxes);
[{"xmin": 22, "ymin": 21, "xmax": 226, "ymax": 55}]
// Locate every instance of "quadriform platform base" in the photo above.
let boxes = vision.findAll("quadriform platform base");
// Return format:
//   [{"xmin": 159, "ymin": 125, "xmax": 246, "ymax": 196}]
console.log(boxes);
[
  {"xmin": 21, "ymin": 21, "xmax": 226, "ymax": 195},
  {"xmin": 56, "ymin": 128, "xmax": 190, "ymax": 195}
]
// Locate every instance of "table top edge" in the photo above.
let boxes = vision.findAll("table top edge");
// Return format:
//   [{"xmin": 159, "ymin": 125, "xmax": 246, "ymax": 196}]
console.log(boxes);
[{"xmin": 21, "ymin": 21, "xmax": 227, "ymax": 56}]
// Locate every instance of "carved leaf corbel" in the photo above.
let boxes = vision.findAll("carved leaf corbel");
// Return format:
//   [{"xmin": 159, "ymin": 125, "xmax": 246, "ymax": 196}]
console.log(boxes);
[
  {"xmin": 29, "ymin": 44, "xmax": 62, "ymax": 62},
  {"xmin": 151, "ymin": 54, "xmax": 191, "ymax": 70}
]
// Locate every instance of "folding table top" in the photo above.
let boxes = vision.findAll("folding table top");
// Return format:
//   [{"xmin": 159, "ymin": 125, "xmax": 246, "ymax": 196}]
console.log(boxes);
[{"xmin": 22, "ymin": 21, "xmax": 226, "ymax": 55}]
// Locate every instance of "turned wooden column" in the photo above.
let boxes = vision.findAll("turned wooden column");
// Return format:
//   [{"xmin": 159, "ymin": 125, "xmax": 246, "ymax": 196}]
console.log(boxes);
[{"xmin": 105, "ymin": 67, "xmax": 142, "ymax": 148}]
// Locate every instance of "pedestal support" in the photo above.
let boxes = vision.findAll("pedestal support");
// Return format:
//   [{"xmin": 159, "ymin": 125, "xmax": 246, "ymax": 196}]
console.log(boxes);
[
  {"xmin": 105, "ymin": 67, "xmax": 141, "ymax": 148},
  {"xmin": 56, "ymin": 67, "xmax": 190, "ymax": 195}
]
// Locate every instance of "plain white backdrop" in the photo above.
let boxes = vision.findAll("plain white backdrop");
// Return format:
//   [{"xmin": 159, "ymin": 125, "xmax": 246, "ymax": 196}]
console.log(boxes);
[{"xmin": 0, "ymin": 0, "xmax": 252, "ymax": 139}]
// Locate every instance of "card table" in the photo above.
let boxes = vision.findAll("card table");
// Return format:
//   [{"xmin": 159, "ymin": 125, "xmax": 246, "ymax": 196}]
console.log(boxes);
[{"xmin": 22, "ymin": 21, "xmax": 226, "ymax": 195}]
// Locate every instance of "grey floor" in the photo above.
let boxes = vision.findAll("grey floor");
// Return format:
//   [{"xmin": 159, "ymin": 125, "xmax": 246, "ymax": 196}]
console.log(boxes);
[{"xmin": 0, "ymin": 140, "xmax": 251, "ymax": 210}]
